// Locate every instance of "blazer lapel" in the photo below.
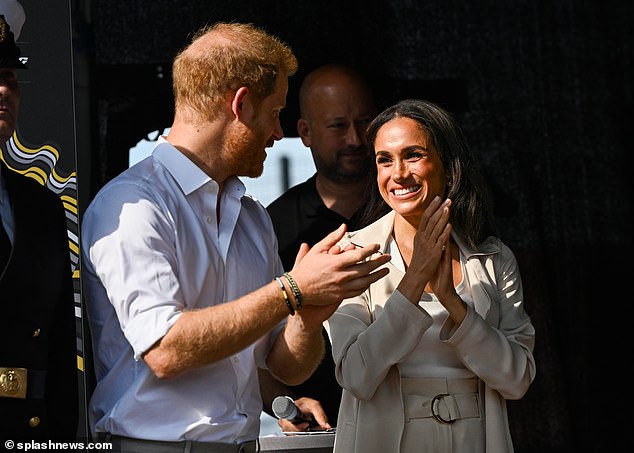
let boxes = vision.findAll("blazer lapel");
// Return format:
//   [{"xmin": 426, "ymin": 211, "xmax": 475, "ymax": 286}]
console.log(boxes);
[
  {"xmin": 344, "ymin": 212, "xmax": 403, "ymax": 320},
  {"xmin": 344, "ymin": 211, "xmax": 502, "ymax": 325},
  {"xmin": 453, "ymin": 233, "xmax": 500, "ymax": 324}
]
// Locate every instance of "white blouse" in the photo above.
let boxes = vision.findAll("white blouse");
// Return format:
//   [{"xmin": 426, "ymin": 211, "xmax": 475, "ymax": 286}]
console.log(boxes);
[{"xmin": 387, "ymin": 237, "xmax": 476, "ymax": 379}]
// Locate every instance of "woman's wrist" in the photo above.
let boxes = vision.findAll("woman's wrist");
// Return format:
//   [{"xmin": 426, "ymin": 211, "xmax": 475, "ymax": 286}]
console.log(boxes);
[
  {"xmin": 442, "ymin": 293, "xmax": 467, "ymax": 325},
  {"xmin": 397, "ymin": 271, "xmax": 430, "ymax": 305}
]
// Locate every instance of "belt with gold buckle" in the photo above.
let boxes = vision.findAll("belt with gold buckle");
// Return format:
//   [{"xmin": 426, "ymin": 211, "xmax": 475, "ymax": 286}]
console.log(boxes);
[
  {"xmin": 0, "ymin": 367, "xmax": 46, "ymax": 399},
  {"xmin": 0, "ymin": 367, "xmax": 28, "ymax": 399}
]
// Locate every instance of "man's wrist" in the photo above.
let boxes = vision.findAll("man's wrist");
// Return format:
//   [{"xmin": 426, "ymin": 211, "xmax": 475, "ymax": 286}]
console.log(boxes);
[{"xmin": 283, "ymin": 272, "xmax": 304, "ymax": 311}]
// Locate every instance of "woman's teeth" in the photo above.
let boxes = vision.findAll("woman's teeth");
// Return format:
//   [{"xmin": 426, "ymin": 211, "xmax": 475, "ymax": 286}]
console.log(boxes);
[{"xmin": 393, "ymin": 185, "xmax": 421, "ymax": 196}]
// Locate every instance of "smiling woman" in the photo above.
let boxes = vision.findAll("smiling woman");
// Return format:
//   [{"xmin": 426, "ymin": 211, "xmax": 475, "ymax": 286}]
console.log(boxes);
[
  {"xmin": 325, "ymin": 99, "xmax": 536, "ymax": 453},
  {"xmin": 374, "ymin": 116, "xmax": 447, "ymax": 227},
  {"xmin": 362, "ymin": 100, "xmax": 494, "ymax": 249}
]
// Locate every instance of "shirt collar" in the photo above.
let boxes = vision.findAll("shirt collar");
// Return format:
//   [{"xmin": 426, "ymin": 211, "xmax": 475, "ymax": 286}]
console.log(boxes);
[
  {"xmin": 151, "ymin": 137, "xmax": 246, "ymax": 200},
  {"xmin": 301, "ymin": 173, "xmax": 349, "ymax": 220},
  {"xmin": 152, "ymin": 137, "xmax": 213, "ymax": 195},
  {"xmin": 223, "ymin": 175, "xmax": 247, "ymax": 200},
  {"xmin": 303, "ymin": 174, "xmax": 327, "ymax": 215}
]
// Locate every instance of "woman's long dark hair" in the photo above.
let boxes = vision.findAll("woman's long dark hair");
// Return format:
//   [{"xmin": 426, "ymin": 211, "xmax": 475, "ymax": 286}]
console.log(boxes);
[{"xmin": 360, "ymin": 99, "xmax": 496, "ymax": 247}]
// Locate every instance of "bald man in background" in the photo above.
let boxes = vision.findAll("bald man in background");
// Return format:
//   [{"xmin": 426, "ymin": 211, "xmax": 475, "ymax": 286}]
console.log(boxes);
[{"xmin": 265, "ymin": 64, "xmax": 377, "ymax": 427}]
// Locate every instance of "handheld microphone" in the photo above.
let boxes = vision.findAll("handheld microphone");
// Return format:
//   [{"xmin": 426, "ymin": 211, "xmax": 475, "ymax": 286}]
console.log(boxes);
[{"xmin": 272, "ymin": 396, "xmax": 311, "ymax": 425}]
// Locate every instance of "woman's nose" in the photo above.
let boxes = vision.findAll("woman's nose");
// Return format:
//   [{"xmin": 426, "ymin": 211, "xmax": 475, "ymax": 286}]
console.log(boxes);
[{"xmin": 392, "ymin": 160, "xmax": 409, "ymax": 180}]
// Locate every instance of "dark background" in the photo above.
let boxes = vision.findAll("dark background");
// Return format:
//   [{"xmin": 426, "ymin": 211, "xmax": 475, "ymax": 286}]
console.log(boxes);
[{"xmin": 71, "ymin": 1, "xmax": 632, "ymax": 451}]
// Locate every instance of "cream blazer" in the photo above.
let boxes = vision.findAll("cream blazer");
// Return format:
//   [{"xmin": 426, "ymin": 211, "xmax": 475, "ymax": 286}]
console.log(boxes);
[{"xmin": 325, "ymin": 211, "xmax": 536, "ymax": 453}]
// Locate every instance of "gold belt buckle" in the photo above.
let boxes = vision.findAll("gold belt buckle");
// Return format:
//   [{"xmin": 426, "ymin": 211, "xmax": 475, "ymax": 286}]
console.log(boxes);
[
  {"xmin": 431, "ymin": 393, "xmax": 456, "ymax": 424},
  {"xmin": 0, "ymin": 367, "xmax": 28, "ymax": 399}
]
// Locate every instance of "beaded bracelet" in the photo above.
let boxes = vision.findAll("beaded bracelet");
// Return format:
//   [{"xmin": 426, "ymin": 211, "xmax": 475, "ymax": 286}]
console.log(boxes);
[
  {"xmin": 283, "ymin": 272, "xmax": 304, "ymax": 311},
  {"xmin": 275, "ymin": 277, "xmax": 294, "ymax": 315}
]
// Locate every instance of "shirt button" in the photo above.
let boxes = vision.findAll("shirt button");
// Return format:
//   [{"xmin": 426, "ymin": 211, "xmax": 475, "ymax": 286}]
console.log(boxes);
[
  {"xmin": 232, "ymin": 356, "xmax": 240, "ymax": 363},
  {"xmin": 29, "ymin": 416, "xmax": 41, "ymax": 428}
]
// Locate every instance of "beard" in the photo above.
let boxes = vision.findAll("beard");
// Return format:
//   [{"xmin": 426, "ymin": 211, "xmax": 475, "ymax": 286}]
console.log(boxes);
[
  {"xmin": 224, "ymin": 122, "xmax": 267, "ymax": 178},
  {"xmin": 313, "ymin": 146, "xmax": 372, "ymax": 184}
]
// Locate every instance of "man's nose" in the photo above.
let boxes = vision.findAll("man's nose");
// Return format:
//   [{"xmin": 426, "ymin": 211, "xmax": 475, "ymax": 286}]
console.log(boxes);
[
  {"xmin": 272, "ymin": 119, "xmax": 284, "ymax": 141},
  {"xmin": 345, "ymin": 124, "xmax": 362, "ymax": 147}
]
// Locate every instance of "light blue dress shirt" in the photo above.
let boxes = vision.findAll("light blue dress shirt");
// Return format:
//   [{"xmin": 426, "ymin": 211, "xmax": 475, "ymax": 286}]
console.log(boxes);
[{"xmin": 81, "ymin": 138, "xmax": 285, "ymax": 442}]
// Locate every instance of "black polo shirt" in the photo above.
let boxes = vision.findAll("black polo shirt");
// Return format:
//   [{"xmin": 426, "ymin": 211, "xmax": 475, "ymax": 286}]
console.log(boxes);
[{"xmin": 267, "ymin": 173, "xmax": 363, "ymax": 270}]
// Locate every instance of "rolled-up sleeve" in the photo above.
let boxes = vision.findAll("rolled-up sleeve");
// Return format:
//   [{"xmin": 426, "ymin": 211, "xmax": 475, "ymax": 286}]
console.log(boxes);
[{"xmin": 84, "ymin": 183, "xmax": 184, "ymax": 360}]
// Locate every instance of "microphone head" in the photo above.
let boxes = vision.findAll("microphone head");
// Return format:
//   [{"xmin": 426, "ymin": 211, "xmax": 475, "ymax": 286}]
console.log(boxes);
[{"xmin": 272, "ymin": 395, "xmax": 299, "ymax": 420}]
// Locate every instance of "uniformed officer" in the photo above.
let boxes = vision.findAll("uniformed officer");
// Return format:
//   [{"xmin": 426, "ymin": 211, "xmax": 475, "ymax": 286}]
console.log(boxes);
[{"xmin": 0, "ymin": 0, "xmax": 78, "ymax": 440}]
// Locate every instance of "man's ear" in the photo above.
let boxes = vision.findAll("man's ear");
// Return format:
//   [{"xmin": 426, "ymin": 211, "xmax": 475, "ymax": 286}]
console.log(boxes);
[
  {"xmin": 297, "ymin": 118, "xmax": 311, "ymax": 147},
  {"xmin": 231, "ymin": 86, "xmax": 253, "ymax": 121}
]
